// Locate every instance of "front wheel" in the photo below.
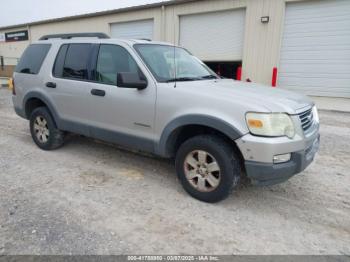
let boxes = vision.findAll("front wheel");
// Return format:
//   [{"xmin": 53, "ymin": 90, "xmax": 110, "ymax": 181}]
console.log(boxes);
[{"xmin": 175, "ymin": 135, "xmax": 241, "ymax": 203}]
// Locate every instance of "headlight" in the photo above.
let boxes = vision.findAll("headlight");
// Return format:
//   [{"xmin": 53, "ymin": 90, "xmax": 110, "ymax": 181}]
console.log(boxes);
[
  {"xmin": 312, "ymin": 106, "xmax": 319, "ymax": 123},
  {"xmin": 246, "ymin": 113, "xmax": 295, "ymax": 138}
]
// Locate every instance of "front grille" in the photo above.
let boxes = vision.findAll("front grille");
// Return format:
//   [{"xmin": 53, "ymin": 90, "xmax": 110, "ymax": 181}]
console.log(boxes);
[{"xmin": 298, "ymin": 108, "xmax": 314, "ymax": 131}]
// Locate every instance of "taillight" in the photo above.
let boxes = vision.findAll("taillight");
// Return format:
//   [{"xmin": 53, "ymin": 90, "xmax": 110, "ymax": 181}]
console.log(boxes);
[{"xmin": 11, "ymin": 78, "xmax": 16, "ymax": 95}]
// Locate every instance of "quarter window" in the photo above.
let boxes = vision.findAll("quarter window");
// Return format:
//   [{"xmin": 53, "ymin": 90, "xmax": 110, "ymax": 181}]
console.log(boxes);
[
  {"xmin": 95, "ymin": 44, "xmax": 141, "ymax": 85},
  {"xmin": 15, "ymin": 44, "xmax": 51, "ymax": 74}
]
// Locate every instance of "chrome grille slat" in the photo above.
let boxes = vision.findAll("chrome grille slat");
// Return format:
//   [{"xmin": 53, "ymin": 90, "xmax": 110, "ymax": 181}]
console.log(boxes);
[
  {"xmin": 298, "ymin": 108, "xmax": 314, "ymax": 132},
  {"xmin": 301, "ymin": 118, "xmax": 309, "ymax": 124},
  {"xmin": 303, "ymin": 121, "xmax": 313, "ymax": 130},
  {"xmin": 299, "ymin": 109, "xmax": 312, "ymax": 119},
  {"xmin": 301, "ymin": 114, "xmax": 313, "ymax": 124}
]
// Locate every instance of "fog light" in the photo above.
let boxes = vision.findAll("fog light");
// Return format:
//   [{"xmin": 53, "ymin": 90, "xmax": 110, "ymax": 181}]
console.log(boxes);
[{"xmin": 273, "ymin": 153, "xmax": 291, "ymax": 164}]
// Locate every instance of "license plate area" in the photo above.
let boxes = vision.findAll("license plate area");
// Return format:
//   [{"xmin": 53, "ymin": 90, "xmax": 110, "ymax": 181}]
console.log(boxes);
[{"xmin": 306, "ymin": 136, "xmax": 320, "ymax": 161}]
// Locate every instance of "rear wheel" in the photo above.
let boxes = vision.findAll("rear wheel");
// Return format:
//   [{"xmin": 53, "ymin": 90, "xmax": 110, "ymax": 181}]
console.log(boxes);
[
  {"xmin": 175, "ymin": 135, "xmax": 241, "ymax": 203},
  {"xmin": 30, "ymin": 107, "xmax": 64, "ymax": 150}
]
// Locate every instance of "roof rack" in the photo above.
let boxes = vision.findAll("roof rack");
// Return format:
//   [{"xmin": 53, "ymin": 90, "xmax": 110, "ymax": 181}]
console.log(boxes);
[{"xmin": 39, "ymin": 33, "xmax": 110, "ymax": 40}]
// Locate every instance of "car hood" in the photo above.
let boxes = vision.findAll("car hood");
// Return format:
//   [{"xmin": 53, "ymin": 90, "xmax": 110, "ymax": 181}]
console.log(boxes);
[{"xmin": 182, "ymin": 79, "xmax": 314, "ymax": 114}]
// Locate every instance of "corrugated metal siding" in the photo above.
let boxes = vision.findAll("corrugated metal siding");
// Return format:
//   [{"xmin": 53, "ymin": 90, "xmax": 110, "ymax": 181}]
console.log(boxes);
[
  {"xmin": 3, "ymin": 0, "xmax": 346, "ymax": 97},
  {"xmin": 0, "ymin": 0, "xmax": 284, "ymax": 87},
  {"xmin": 29, "ymin": 8, "xmax": 162, "ymax": 41}
]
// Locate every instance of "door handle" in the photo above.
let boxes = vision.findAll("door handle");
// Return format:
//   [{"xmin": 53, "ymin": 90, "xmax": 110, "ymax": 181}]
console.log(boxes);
[
  {"xmin": 91, "ymin": 89, "xmax": 106, "ymax": 97},
  {"xmin": 46, "ymin": 82, "xmax": 56, "ymax": 88}
]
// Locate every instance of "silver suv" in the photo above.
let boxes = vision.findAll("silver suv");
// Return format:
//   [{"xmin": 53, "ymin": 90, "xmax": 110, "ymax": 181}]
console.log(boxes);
[{"xmin": 12, "ymin": 33, "xmax": 320, "ymax": 203}]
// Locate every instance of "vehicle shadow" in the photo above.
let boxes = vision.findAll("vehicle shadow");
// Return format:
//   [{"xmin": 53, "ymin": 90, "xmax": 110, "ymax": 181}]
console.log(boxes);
[{"xmin": 61, "ymin": 133, "xmax": 308, "ymax": 208}]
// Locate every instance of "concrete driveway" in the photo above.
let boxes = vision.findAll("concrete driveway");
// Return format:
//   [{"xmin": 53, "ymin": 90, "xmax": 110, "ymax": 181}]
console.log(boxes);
[{"xmin": 0, "ymin": 88, "xmax": 349, "ymax": 255}]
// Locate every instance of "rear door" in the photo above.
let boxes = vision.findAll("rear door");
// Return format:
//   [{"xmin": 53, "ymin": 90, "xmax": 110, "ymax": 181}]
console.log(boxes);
[{"xmin": 47, "ymin": 43, "xmax": 96, "ymax": 135}]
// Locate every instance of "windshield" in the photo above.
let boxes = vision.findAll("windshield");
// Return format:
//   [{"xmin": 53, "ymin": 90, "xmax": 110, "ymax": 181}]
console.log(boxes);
[{"xmin": 134, "ymin": 44, "xmax": 218, "ymax": 83}]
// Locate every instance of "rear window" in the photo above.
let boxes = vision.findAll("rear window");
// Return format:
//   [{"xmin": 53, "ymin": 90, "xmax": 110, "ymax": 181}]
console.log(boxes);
[{"xmin": 15, "ymin": 44, "xmax": 51, "ymax": 74}]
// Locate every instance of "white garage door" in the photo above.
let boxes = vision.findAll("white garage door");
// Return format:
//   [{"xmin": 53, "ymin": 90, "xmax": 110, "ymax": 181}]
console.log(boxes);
[
  {"xmin": 179, "ymin": 9, "xmax": 246, "ymax": 61},
  {"xmin": 279, "ymin": 0, "xmax": 350, "ymax": 98},
  {"xmin": 110, "ymin": 19, "xmax": 154, "ymax": 40}
]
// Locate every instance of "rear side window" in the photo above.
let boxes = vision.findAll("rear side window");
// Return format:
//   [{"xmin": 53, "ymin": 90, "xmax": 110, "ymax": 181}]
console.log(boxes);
[
  {"xmin": 15, "ymin": 44, "xmax": 51, "ymax": 74},
  {"xmin": 62, "ymin": 44, "xmax": 91, "ymax": 80}
]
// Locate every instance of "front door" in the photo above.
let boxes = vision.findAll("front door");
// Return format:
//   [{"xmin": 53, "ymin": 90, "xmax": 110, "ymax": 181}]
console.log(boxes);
[{"xmin": 88, "ymin": 44, "xmax": 156, "ymax": 151}]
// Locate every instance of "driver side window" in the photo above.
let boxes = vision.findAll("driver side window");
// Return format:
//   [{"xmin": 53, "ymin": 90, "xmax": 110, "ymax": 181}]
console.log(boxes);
[{"xmin": 95, "ymin": 44, "xmax": 140, "ymax": 85}]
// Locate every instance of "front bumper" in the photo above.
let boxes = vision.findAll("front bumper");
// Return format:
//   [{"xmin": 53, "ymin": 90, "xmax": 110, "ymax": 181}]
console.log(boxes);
[
  {"xmin": 236, "ymin": 118, "xmax": 320, "ymax": 186},
  {"xmin": 245, "ymin": 134, "xmax": 320, "ymax": 185}
]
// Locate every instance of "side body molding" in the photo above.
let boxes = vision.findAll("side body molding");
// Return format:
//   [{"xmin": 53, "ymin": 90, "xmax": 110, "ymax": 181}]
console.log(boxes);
[{"xmin": 156, "ymin": 114, "xmax": 244, "ymax": 157}]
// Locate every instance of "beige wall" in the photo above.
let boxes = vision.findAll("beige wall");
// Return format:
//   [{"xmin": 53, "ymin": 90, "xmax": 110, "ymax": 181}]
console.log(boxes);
[
  {"xmin": 242, "ymin": 0, "xmax": 305, "ymax": 84},
  {"xmin": 242, "ymin": 0, "xmax": 286, "ymax": 84},
  {"xmin": 0, "ymin": 27, "xmax": 29, "ymax": 65},
  {"xmin": 30, "ymin": 8, "xmax": 163, "ymax": 41},
  {"xmin": 0, "ymin": 0, "xmax": 307, "ymax": 85}
]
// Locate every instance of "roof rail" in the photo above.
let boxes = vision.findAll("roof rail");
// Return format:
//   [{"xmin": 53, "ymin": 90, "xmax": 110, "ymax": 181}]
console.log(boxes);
[{"xmin": 39, "ymin": 32, "xmax": 110, "ymax": 40}]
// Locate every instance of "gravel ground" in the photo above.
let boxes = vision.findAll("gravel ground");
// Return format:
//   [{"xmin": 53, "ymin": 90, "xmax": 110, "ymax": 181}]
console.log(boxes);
[{"xmin": 0, "ymin": 87, "xmax": 349, "ymax": 255}]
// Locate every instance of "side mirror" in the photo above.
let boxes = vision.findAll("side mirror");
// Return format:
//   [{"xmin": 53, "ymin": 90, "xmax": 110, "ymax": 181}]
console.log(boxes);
[{"xmin": 116, "ymin": 72, "xmax": 147, "ymax": 90}]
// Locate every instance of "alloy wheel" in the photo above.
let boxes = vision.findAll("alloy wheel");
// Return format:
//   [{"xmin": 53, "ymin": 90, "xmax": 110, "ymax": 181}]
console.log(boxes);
[
  {"xmin": 33, "ymin": 116, "xmax": 50, "ymax": 143},
  {"xmin": 184, "ymin": 150, "xmax": 221, "ymax": 192}
]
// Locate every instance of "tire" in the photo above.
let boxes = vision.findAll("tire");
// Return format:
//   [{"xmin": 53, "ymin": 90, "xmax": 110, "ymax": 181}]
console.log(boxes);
[
  {"xmin": 29, "ymin": 107, "xmax": 64, "ymax": 150},
  {"xmin": 175, "ymin": 135, "xmax": 241, "ymax": 203}
]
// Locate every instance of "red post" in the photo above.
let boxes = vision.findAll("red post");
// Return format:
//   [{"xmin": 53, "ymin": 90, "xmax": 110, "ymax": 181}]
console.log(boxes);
[
  {"xmin": 217, "ymin": 64, "xmax": 221, "ymax": 76},
  {"xmin": 272, "ymin": 67, "xmax": 278, "ymax": 87},
  {"xmin": 236, "ymin": 66, "xmax": 242, "ymax": 81}
]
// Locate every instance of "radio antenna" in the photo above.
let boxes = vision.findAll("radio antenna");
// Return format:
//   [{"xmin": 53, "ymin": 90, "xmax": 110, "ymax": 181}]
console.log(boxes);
[{"xmin": 173, "ymin": 7, "xmax": 177, "ymax": 88}]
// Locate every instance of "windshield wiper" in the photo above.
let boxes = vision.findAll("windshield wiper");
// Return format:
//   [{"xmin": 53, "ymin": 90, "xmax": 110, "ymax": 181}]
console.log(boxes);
[
  {"xmin": 166, "ymin": 77, "xmax": 200, "ymax": 83},
  {"xmin": 200, "ymin": 75, "xmax": 218, "ymax": 79}
]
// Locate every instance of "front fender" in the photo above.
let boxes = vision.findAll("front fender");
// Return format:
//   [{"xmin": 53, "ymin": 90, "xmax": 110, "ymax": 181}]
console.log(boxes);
[{"xmin": 156, "ymin": 114, "xmax": 244, "ymax": 157}]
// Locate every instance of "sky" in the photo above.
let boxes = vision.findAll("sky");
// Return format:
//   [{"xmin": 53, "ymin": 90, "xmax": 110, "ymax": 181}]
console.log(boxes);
[{"xmin": 0, "ymin": 0, "xmax": 169, "ymax": 28}]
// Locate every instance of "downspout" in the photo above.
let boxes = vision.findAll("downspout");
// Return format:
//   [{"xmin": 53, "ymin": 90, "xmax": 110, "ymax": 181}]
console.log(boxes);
[
  {"xmin": 161, "ymin": 5, "xmax": 165, "ymax": 41},
  {"xmin": 27, "ymin": 25, "xmax": 31, "ymax": 43}
]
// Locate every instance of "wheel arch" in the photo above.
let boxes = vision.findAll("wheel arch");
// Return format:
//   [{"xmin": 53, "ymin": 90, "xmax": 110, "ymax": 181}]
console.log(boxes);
[
  {"xmin": 23, "ymin": 91, "xmax": 60, "ymax": 126},
  {"xmin": 157, "ymin": 115, "xmax": 244, "ymax": 158}
]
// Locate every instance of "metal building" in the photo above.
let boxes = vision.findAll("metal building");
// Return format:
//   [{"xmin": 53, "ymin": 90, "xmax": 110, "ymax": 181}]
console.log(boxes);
[{"xmin": 0, "ymin": 0, "xmax": 349, "ymax": 98}]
